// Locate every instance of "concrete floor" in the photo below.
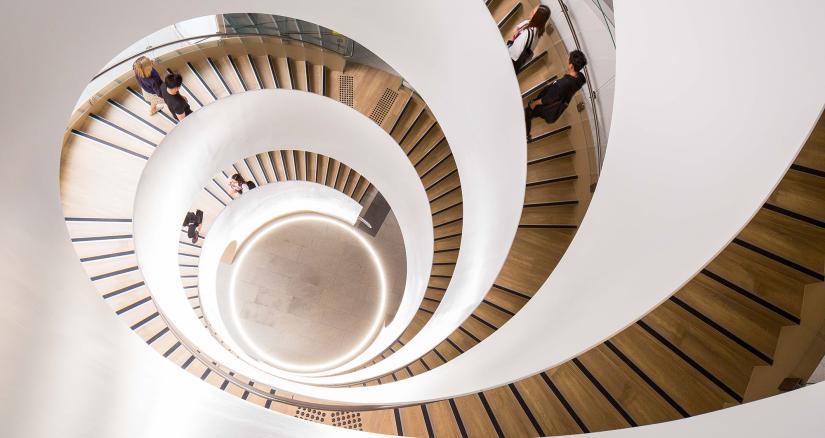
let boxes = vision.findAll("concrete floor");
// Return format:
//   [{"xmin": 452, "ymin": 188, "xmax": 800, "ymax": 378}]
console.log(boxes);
[{"xmin": 224, "ymin": 213, "xmax": 405, "ymax": 373}]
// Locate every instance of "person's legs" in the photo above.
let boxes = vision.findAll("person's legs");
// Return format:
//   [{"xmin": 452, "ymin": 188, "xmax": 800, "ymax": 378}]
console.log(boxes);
[{"xmin": 525, "ymin": 105, "xmax": 534, "ymax": 141}]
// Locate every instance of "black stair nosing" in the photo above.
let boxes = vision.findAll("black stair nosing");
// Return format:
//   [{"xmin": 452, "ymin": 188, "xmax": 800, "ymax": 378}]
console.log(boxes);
[
  {"xmin": 187, "ymin": 62, "xmax": 218, "ymax": 101},
  {"xmin": 528, "ymin": 124, "xmax": 572, "ymax": 143},
  {"xmin": 243, "ymin": 157, "xmax": 263, "ymax": 187},
  {"xmin": 179, "ymin": 263, "xmax": 199, "ymax": 268},
  {"xmin": 285, "ymin": 57, "xmax": 295, "ymax": 89},
  {"xmin": 528, "ymin": 149, "xmax": 576, "ymax": 166},
  {"xmin": 732, "ymin": 238, "xmax": 824, "ymax": 281},
  {"xmin": 420, "ymin": 152, "xmax": 454, "ymax": 180},
  {"xmin": 183, "ymin": 284, "xmax": 199, "ymax": 290},
  {"xmin": 432, "ymin": 201, "xmax": 463, "ymax": 217},
  {"xmin": 107, "ymin": 98, "xmax": 167, "ymax": 135},
  {"xmin": 518, "ymin": 223, "xmax": 578, "ymax": 229},
  {"xmin": 181, "ymin": 274, "xmax": 198, "ymax": 279},
  {"xmin": 91, "ymin": 265, "xmax": 139, "ymax": 281},
  {"xmin": 420, "ymin": 404, "xmax": 436, "ymax": 438},
  {"xmin": 281, "ymin": 150, "xmax": 292, "ymax": 180},
  {"xmin": 571, "ymin": 358, "xmax": 639, "ymax": 427},
  {"xmin": 507, "ymin": 383, "xmax": 546, "ymax": 436},
  {"xmin": 207, "ymin": 57, "xmax": 232, "ymax": 95},
  {"xmin": 700, "ymin": 269, "xmax": 800, "ymax": 324},
  {"xmin": 393, "ymin": 408, "xmax": 403, "ymax": 436},
  {"xmin": 70, "ymin": 129, "xmax": 149, "ymax": 161},
  {"xmin": 180, "ymin": 82, "xmax": 204, "ymax": 108},
  {"xmin": 790, "ymin": 163, "xmax": 825, "ymax": 178},
  {"xmin": 211, "ymin": 178, "xmax": 232, "ymax": 198},
  {"xmin": 482, "ymin": 299, "xmax": 515, "ymax": 317},
  {"xmin": 178, "ymin": 252, "xmax": 199, "ymax": 258},
  {"xmin": 358, "ymin": 183, "xmax": 373, "ymax": 204},
  {"xmin": 434, "ymin": 232, "xmax": 462, "ymax": 242},
  {"xmin": 762, "ymin": 203, "xmax": 825, "ymax": 229},
  {"xmin": 603, "ymin": 340, "xmax": 690, "ymax": 418},
  {"xmin": 247, "ymin": 54, "xmax": 264, "ymax": 89},
  {"xmin": 304, "ymin": 60, "xmax": 313, "ymax": 93},
  {"xmin": 80, "ymin": 250, "xmax": 135, "ymax": 263},
  {"xmin": 146, "ymin": 326, "xmax": 170, "ymax": 345},
  {"xmin": 178, "ymin": 240, "xmax": 201, "ymax": 249},
  {"xmin": 476, "ymin": 392, "xmax": 505, "ymax": 438},
  {"xmin": 414, "ymin": 136, "xmax": 448, "ymax": 168},
  {"xmin": 125, "ymin": 86, "xmax": 177, "ymax": 124},
  {"xmin": 130, "ymin": 311, "xmax": 159, "ymax": 330},
  {"xmin": 492, "ymin": 283, "xmax": 532, "ymax": 300},
  {"xmin": 433, "ymin": 261, "xmax": 458, "ymax": 266},
  {"xmin": 429, "ymin": 274, "xmax": 453, "ymax": 279},
  {"xmin": 321, "ymin": 65, "xmax": 328, "ymax": 97},
  {"xmin": 398, "ymin": 107, "xmax": 428, "ymax": 145},
  {"xmin": 540, "ymin": 372, "xmax": 590, "ymax": 433},
  {"xmin": 522, "ymin": 75, "xmax": 558, "ymax": 99},
  {"xmin": 88, "ymin": 113, "xmax": 157, "ymax": 148},
  {"xmin": 102, "ymin": 281, "xmax": 145, "ymax": 299},
  {"xmin": 516, "ymin": 50, "xmax": 548, "ymax": 75},
  {"xmin": 470, "ymin": 313, "xmax": 498, "ymax": 331},
  {"xmin": 425, "ymin": 168, "xmax": 458, "ymax": 192},
  {"xmin": 268, "ymin": 151, "xmax": 281, "ymax": 182},
  {"xmin": 667, "ymin": 295, "xmax": 774, "ymax": 365},
  {"xmin": 65, "ymin": 217, "xmax": 132, "ymax": 223},
  {"xmin": 429, "ymin": 184, "xmax": 462, "ymax": 205},
  {"xmin": 115, "ymin": 295, "xmax": 152, "ymax": 315},
  {"xmin": 204, "ymin": 187, "xmax": 228, "ymax": 207},
  {"xmin": 434, "ymin": 247, "xmax": 460, "ymax": 254},
  {"xmin": 163, "ymin": 341, "xmax": 182, "ymax": 358},
  {"xmin": 497, "ymin": 2, "xmax": 523, "ymax": 29},
  {"xmin": 523, "ymin": 199, "xmax": 579, "ymax": 208},
  {"xmin": 227, "ymin": 55, "xmax": 248, "ymax": 91},
  {"xmin": 526, "ymin": 174, "xmax": 578, "ymax": 187},
  {"xmin": 255, "ymin": 154, "xmax": 271, "ymax": 184},
  {"xmin": 636, "ymin": 320, "xmax": 743, "ymax": 403},
  {"xmin": 267, "ymin": 55, "xmax": 281, "ymax": 89},
  {"xmin": 71, "ymin": 234, "xmax": 132, "ymax": 242},
  {"xmin": 407, "ymin": 120, "xmax": 439, "ymax": 158},
  {"xmin": 389, "ymin": 94, "xmax": 415, "ymax": 137}
]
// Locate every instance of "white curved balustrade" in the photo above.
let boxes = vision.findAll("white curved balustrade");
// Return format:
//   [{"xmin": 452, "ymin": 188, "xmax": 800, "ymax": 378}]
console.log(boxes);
[{"xmin": 3, "ymin": 0, "xmax": 824, "ymax": 435}]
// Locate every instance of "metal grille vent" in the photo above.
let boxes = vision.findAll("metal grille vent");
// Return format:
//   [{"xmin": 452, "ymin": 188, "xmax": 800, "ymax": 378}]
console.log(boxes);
[
  {"xmin": 369, "ymin": 88, "xmax": 398, "ymax": 125},
  {"xmin": 295, "ymin": 407, "xmax": 326, "ymax": 424},
  {"xmin": 330, "ymin": 411, "xmax": 363, "ymax": 430},
  {"xmin": 339, "ymin": 75, "xmax": 354, "ymax": 107}
]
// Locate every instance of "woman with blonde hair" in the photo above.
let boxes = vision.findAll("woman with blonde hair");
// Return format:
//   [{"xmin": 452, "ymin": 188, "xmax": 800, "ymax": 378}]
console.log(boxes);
[
  {"xmin": 507, "ymin": 4, "xmax": 551, "ymax": 72},
  {"xmin": 132, "ymin": 56, "xmax": 165, "ymax": 115}
]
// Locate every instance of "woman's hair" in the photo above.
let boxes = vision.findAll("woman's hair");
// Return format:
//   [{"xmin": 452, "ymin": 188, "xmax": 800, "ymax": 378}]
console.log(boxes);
[
  {"xmin": 231, "ymin": 173, "xmax": 245, "ymax": 184},
  {"xmin": 527, "ymin": 5, "xmax": 551, "ymax": 37},
  {"xmin": 132, "ymin": 56, "xmax": 154, "ymax": 79}
]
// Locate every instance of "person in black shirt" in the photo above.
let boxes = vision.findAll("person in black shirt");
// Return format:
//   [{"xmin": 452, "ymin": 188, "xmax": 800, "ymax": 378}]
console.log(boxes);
[
  {"xmin": 161, "ymin": 70, "xmax": 192, "ymax": 121},
  {"xmin": 182, "ymin": 210, "xmax": 203, "ymax": 244},
  {"xmin": 524, "ymin": 50, "xmax": 587, "ymax": 141}
]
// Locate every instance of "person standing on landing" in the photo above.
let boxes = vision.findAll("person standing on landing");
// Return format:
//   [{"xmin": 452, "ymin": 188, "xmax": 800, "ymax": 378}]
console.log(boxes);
[
  {"xmin": 161, "ymin": 70, "xmax": 192, "ymax": 121},
  {"xmin": 507, "ymin": 5, "xmax": 550, "ymax": 72},
  {"xmin": 524, "ymin": 50, "xmax": 587, "ymax": 141},
  {"xmin": 132, "ymin": 56, "xmax": 165, "ymax": 115}
]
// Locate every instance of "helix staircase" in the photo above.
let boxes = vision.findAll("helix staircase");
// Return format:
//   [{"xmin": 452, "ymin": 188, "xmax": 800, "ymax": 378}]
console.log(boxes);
[{"xmin": 57, "ymin": 3, "xmax": 825, "ymax": 437}]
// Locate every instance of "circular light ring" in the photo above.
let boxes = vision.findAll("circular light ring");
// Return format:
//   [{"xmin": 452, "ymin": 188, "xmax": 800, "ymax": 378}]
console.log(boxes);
[{"xmin": 227, "ymin": 213, "xmax": 388, "ymax": 374}]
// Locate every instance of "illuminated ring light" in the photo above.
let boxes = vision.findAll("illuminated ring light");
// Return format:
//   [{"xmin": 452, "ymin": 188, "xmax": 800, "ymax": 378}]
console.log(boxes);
[{"xmin": 227, "ymin": 213, "xmax": 388, "ymax": 374}]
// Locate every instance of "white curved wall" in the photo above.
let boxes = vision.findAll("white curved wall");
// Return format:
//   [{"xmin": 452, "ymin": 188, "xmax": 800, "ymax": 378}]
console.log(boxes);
[{"xmin": 2, "ymin": 0, "xmax": 824, "ymax": 434}]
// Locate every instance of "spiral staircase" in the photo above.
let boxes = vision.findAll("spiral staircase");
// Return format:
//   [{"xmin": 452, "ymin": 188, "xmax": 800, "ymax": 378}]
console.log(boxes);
[{"xmin": 2, "ymin": 1, "xmax": 825, "ymax": 437}]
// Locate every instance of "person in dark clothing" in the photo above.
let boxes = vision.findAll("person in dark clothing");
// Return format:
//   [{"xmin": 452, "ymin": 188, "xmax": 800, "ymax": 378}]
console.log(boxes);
[
  {"xmin": 161, "ymin": 70, "xmax": 192, "ymax": 121},
  {"xmin": 132, "ymin": 56, "xmax": 165, "ymax": 115},
  {"xmin": 182, "ymin": 210, "xmax": 203, "ymax": 244},
  {"xmin": 524, "ymin": 50, "xmax": 588, "ymax": 141}
]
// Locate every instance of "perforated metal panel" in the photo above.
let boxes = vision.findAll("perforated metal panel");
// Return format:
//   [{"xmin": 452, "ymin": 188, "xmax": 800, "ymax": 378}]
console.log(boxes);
[
  {"xmin": 369, "ymin": 88, "xmax": 398, "ymax": 125},
  {"xmin": 339, "ymin": 75, "xmax": 354, "ymax": 107}
]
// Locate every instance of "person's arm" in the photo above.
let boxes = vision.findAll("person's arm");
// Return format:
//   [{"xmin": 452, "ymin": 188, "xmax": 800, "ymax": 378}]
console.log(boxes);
[
  {"xmin": 176, "ymin": 112, "xmax": 187, "ymax": 121},
  {"xmin": 508, "ymin": 29, "xmax": 530, "ymax": 61}
]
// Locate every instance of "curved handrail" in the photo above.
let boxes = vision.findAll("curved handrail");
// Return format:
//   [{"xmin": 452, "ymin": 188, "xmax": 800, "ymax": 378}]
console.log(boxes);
[
  {"xmin": 558, "ymin": 0, "xmax": 604, "ymax": 172},
  {"xmin": 92, "ymin": 31, "xmax": 350, "ymax": 82}
]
